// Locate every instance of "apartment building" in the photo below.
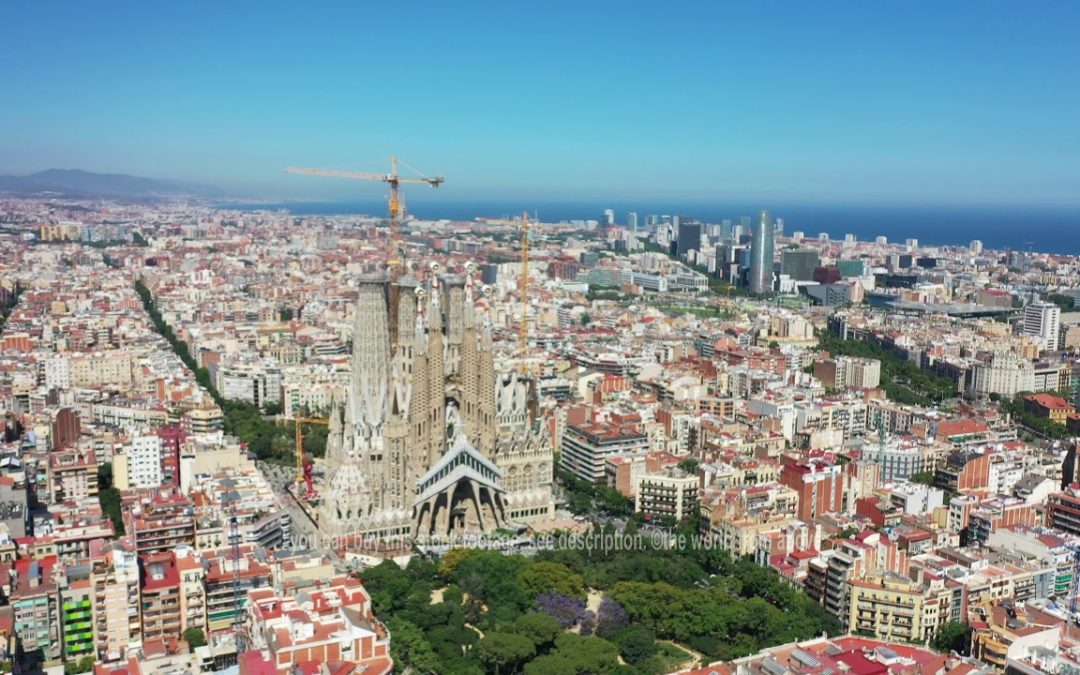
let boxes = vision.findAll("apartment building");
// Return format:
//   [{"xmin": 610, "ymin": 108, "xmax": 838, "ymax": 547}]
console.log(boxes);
[
  {"xmin": 3, "ymin": 557, "xmax": 61, "ymax": 665},
  {"xmin": 700, "ymin": 483, "xmax": 799, "ymax": 557},
  {"xmin": 59, "ymin": 579, "xmax": 94, "ymax": 661},
  {"xmin": 183, "ymin": 405, "xmax": 225, "ymax": 434},
  {"xmin": 780, "ymin": 458, "xmax": 846, "ymax": 521},
  {"xmin": 969, "ymin": 351, "xmax": 1035, "ymax": 398},
  {"xmin": 176, "ymin": 551, "xmax": 207, "ymax": 636},
  {"xmin": 204, "ymin": 545, "xmax": 272, "ymax": 636},
  {"xmin": 113, "ymin": 434, "xmax": 164, "ymax": 490},
  {"xmin": 635, "ymin": 470, "xmax": 699, "ymax": 522},
  {"xmin": 216, "ymin": 359, "xmax": 282, "ymax": 408},
  {"xmin": 814, "ymin": 356, "xmax": 882, "ymax": 390},
  {"xmin": 139, "ymin": 551, "xmax": 181, "ymax": 644},
  {"xmin": 848, "ymin": 572, "xmax": 951, "ymax": 643},
  {"xmin": 123, "ymin": 488, "xmax": 197, "ymax": 555},
  {"xmin": 1047, "ymin": 487, "xmax": 1080, "ymax": 536},
  {"xmin": 91, "ymin": 547, "xmax": 142, "ymax": 662},
  {"xmin": 560, "ymin": 421, "xmax": 649, "ymax": 484},
  {"xmin": 244, "ymin": 575, "xmax": 392, "ymax": 674},
  {"xmin": 48, "ymin": 448, "xmax": 99, "ymax": 502}
]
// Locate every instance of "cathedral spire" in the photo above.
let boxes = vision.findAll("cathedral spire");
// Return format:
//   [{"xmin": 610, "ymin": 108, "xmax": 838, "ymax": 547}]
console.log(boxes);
[
  {"xmin": 413, "ymin": 285, "xmax": 428, "ymax": 352},
  {"xmin": 324, "ymin": 389, "xmax": 344, "ymax": 472},
  {"xmin": 427, "ymin": 263, "xmax": 443, "ymax": 332},
  {"xmin": 351, "ymin": 277, "xmax": 392, "ymax": 447}
]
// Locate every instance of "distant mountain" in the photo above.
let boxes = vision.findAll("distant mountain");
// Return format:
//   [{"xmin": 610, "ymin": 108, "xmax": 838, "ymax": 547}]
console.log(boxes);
[{"xmin": 0, "ymin": 169, "xmax": 221, "ymax": 199}]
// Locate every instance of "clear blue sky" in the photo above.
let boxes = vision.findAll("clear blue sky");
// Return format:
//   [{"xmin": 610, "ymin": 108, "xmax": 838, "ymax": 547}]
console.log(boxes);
[{"xmin": 2, "ymin": 1, "xmax": 1079, "ymax": 205}]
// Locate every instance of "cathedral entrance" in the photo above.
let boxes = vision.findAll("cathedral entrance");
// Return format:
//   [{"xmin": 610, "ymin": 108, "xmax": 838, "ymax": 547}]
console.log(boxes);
[{"xmin": 412, "ymin": 404, "xmax": 508, "ymax": 538}]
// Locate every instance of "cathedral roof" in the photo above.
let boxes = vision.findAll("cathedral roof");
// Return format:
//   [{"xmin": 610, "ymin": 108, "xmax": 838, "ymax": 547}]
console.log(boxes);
[{"xmin": 413, "ymin": 424, "xmax": 503, "ymax": 507}]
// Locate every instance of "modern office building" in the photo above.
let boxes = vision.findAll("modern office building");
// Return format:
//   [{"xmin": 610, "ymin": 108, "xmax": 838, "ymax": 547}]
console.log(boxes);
[
  {"xmin": 676, "ymin": 220, "xmax": 703, "ymax": 258},
  {"xmin": 748, "ymin": 210, "xmax": 775, "ymax": 293},
  {"xmin": 837, "ymin": 260, "xmax": 864, "ymax": 277},
  {"xmin": 1022, "ymin": 302, "xmax": 1061, "ymax": 351},
  {"xmin": 781, "ymin": 248, "xmax": 820, "ymax": 281}
]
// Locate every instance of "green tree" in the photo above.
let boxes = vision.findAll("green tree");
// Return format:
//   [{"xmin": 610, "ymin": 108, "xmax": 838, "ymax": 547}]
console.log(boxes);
[
  {"xmin": 387, "ymin": 618, "xmax": 440, "ymax": 674},
  {"xmin": 513, "ymin": 613, "xmax": 562, "ymax": 649},
  {"xmin": 677, "ymin": 458, "xmax": 700, "ymax": 474},
  {"xmin": 302, "ymin": 423, "xmax": 329, "ymax": 458},
  {"xmin": 1047, "ymin": 293, "xmax": 1076, "ymax": 311},
  {"xmin": 580, "ymin": 313, "xmax": 592, "ymax": 326},
  {"xmin": 910, "ymin": 470, "xmax": 935, "ymax": 486},
  {"xmin": 931, "ymin": 621, "xmax": 970, "ymax": 654},
  {"xmin": 97, "ymin": 463, "xmax": 124, "ymax": 536},
  {"xmin": 523, "ymin": 655, "xmax": 576, "ymax": 675},
  {"xmin": 262, "ymin": 401, "xmax": 282, "ymax": 416},
  {"xmin": 518, "ymin": 562, "xmax": 586, "ymax": 599},
  {"xmin": 550, "ymin": 633, "xmax": 620, "ymax": 673},
  {"xmin": 279, "ymin": 307, "xmax": 294, "ymax": 321},
  {"xmin": 474, "ymin": 632, "xmax": 535, "ymax": 674},
  {"xmin": 183, "ymin": 627, "xmax": 206, "ymax": 648},
  {"xmin": 615, "ymin": 625, "xmax": 656, "ymax": 664}
]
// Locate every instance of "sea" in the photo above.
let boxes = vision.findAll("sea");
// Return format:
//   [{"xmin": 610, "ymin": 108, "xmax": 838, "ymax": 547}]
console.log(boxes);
[{"xmin": 223, "ymin": 200, "xmax": 1080, "ymax": 256}]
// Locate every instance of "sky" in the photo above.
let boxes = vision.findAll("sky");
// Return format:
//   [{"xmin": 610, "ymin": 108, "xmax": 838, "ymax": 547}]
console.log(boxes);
[{"xmin": 2, "ymin": 1, "xmax": 1079, "ymax": 206}]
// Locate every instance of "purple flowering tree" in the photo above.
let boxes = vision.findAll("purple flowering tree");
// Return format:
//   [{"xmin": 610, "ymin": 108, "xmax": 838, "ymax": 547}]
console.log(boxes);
[
  {"xmin": 595, "ymin": 597, "xmax": 629, "ymax": 640},
  {"xmin": 580, "ymin": 609, "xmax": 597, "ymax": 636},
  {"xmin": 535, "ymin": 593, "xmax": 586, "ymax": 628}
]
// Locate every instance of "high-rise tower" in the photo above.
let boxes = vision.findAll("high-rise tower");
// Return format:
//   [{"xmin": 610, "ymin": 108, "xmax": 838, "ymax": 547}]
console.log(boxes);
[
  {"xmin": 748, "ymin": 209, "xmax": 775, "ymax": 294},
  {"xmin": 1022, "ymin": 301, "xmax": 1061, "ymax": 352}
]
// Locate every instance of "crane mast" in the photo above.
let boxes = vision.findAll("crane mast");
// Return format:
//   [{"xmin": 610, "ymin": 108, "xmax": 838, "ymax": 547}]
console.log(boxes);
[
  {"xmin": 519, "ymin": 214, "xmax": 531, "ymax": 373},
  {"xmin": 285, "ymin": 156, "xmax": 443, "ymax": 269},
  {"xmin": 293, "ymin": 416, "xmax": 328, "ymax": 497}
]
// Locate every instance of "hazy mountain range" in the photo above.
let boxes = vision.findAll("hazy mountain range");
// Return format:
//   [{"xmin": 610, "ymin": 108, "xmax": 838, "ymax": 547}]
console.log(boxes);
[{"xmin": 0, "ymin": 169, "xmax": 220, "ymax": 199}]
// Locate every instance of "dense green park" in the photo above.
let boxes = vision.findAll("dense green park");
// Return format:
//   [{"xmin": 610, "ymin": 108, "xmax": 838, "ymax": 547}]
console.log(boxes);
[{"xmin": 360, "ymin": 525, "xmax": 841, "ymax": 675}]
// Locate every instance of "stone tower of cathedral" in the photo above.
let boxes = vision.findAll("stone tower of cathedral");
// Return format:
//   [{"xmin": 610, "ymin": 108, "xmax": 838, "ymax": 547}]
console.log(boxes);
[{"xmin": 319, "ymin": 266, "xmax": 555, "ymax": 541}]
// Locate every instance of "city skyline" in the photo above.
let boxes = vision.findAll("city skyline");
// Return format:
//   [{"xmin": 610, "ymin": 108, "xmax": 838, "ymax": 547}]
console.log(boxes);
[
  {"xmin": 3, "ymin": 2, "xmax": 1080, "ymax": 205},
  {"xmin": 7, "ymin": 3, "xmax": 1080, "ymax": 674}
]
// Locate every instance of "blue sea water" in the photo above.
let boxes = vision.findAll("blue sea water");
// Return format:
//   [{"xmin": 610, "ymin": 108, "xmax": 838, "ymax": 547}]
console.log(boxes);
[{"xmin": 225, "ymin": 200, "xmax": 1080, "ymax": 256}]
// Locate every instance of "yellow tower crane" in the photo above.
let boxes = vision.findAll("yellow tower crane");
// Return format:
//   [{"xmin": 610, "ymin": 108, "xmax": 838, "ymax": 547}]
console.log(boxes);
[
  {"xmin": 293, "ymin": 416, "xmax": 328, "ymax": 498},
  {"xmin": 285, "ymin": 157, "xmax": 444, "ymax": 268},
  {"xmin": 481, "ymin": 213, "xmax": 532, "ymax": 372}
]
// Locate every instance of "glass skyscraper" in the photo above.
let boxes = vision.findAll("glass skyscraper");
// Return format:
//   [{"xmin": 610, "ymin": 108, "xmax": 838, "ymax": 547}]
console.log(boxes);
[{"xmin": 748, "ymin": 209, "xmax": 775, "ymax": 293}]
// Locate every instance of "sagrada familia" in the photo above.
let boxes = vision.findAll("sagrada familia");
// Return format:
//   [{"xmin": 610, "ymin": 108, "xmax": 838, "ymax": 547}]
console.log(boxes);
[{"xmin": 318, "ymin": 264, "xmax": 555, "ymax": 541}]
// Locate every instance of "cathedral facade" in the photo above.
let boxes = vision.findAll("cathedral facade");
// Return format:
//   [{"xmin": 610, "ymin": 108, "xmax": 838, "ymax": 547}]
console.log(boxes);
[{"xmin": 319, "ymin": 266, "xmax": 554, "ymax": 541}]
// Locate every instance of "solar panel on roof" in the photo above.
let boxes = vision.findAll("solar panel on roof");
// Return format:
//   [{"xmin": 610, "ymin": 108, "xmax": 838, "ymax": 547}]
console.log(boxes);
[
  {"xmin": 792, "ymin": 648, "xmax": 821, "ymax": 668},
  {"xmin": 760, "ymin": 657, "xmax": 787, "ymax": 675}
]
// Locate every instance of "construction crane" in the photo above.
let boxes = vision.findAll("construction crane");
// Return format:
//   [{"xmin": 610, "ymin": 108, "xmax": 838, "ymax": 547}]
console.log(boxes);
[
  {"xmin": 229, "ymin": 509, "xmax": 245, "ymax": 652},
  {"xmin": 285, "ymin": 157, "xmax": 444, "ymax": 268},
  {"xmin": 293, "ymin": 416, "xmax": 328, "ymax": 499},
  {"xmin": 481, "ymin": 213, "xmax": 533, "ymax": 372},
  {"xmin": 1069, "ymin": 544, "xmax": 1080, "ymax": 616}
]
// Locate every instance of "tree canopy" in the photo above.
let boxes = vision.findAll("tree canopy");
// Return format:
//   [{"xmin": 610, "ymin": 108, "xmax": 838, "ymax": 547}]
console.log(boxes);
[{"xmin": 356, "ymin": 541, "xmax": 840, "ymax": 673}]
